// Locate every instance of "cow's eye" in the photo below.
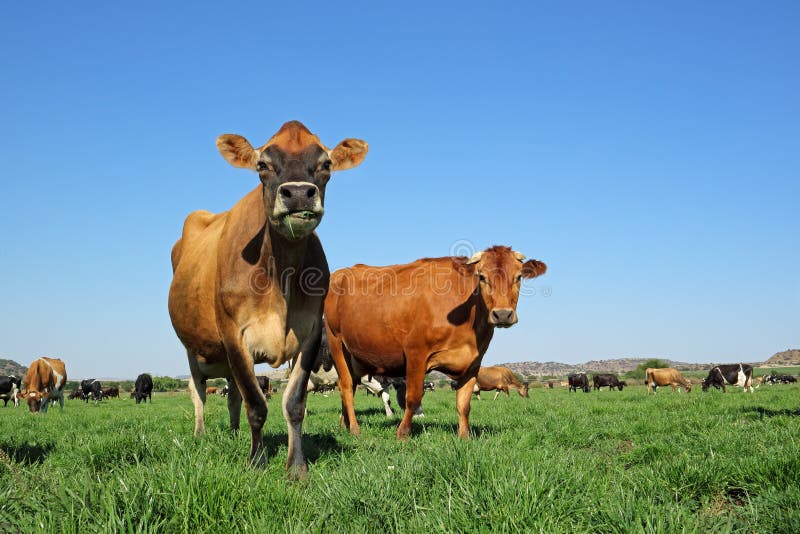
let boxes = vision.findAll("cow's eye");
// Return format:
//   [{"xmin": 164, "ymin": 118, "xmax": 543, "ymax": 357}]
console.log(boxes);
[
  {"xmin": 515, "ymin": 274, "xmax": 523, "ymax": 283},
  {"xmin": 321, "ymin": 160, "xmax": 332, "ymax": 172},
  {"xmin": 257, "ymin": 161, "xmax": 267, "ymax": 171},
  {"xmin": 478, "ymin": 273, "xmax": 487, "ymax": 283}
]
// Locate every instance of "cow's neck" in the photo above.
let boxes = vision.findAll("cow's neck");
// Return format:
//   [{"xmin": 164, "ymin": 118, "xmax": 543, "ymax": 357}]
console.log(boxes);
[{"xmin": 259, "ymin": 223, "xmax": 309, "ymax": 299}]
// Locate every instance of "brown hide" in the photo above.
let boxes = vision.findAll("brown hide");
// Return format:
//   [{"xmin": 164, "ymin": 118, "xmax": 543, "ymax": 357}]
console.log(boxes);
[{"xmin": 325, "ymin": 245, "xmax": 545, "ymax": 439}]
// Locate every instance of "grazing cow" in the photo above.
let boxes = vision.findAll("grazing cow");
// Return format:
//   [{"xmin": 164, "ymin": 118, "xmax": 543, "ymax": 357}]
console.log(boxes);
[
  {"xmin": 645, "ymin": 368, "xmax": 692, "ymax": 394},
  {"xmin": 473, "ymin": 366, "xmax": 529, "ymax": 400},
  {"xmin": 133, "ymin": 373, "xmax": 153, "ymax": 404},
  {"xmin": 19, "ymin": 357, "xmax": 67, "ymax": 413},
  {"xmin": 256, "ymin": 376, "xmax": 272, "ymax": 400},
  {"xmin": 102, "ymin": 386, "xmax": 119, "ymax": 399},
  {"xmin": 168, "ymin": 120, "xmax": 368, "ymax": 474},
  {"xmin": 220, "ymin": 385, "xmax": 230, "ymax": 397},
  {"xmin": 568, "ymin": 373, "xmax": 590, "ymax": 393},
  {"xmin": 360, "ymin": 375, "xmax": 424, "ymax": 417},
  {"xmin": 69, "ymin": 389, "xmax": 83, "ymax": 400},
  {"xmin": 206, "ymin": 386, "xmax": 218, "ymax": 395},
  {"xmin": 701, "ymin": 364, "xmax": 754, "ymax": 393},
  {"xmin": 592, "ymin": 373, "xmax": 625, "ymax": 391},
  {"xmin": 80, "ymin": 379, "xmax": 103, "ymax": 402},
  {"xmin": 0, "ymin": 376, "xmax": 22, "ymax": 407},
  {"xmin": 325, "ymin": 245, "xmax": 546, "ymax": 439},
  {"xmin": 761, "ymin": 374, "xmax": 797, "ymax": 385}
]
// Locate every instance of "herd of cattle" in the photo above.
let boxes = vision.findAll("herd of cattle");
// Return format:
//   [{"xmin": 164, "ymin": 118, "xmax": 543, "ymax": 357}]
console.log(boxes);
[{"xmin": 5, "ymin": 121, "xmax": 797, "ymax": 478}]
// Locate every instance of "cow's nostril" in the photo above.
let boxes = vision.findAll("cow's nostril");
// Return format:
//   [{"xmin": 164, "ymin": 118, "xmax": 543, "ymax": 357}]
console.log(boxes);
[
  {"xmin": 281, "ymin": 188, "xmax": 292, "ymax": 198},
  {"xmin": 306, "ymin": 187, "xmax": 316, "ymax": 198}
]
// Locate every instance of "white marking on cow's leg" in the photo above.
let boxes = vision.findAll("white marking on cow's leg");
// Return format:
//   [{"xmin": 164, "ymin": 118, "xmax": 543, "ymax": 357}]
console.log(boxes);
[
  {"xmin": 186, "ymin": 355, "xmax": 207, "ymax": 436},
  {"xmin": 493, "ymin": 390, "xmax": 501, "ymax": 401},
  {"xmin": 11, "ymin": 385, "xmax": 18, "ymax": 407},
  {"xmin": 379, "ymin": 390, "xmax": 393, "ymax": 417}
]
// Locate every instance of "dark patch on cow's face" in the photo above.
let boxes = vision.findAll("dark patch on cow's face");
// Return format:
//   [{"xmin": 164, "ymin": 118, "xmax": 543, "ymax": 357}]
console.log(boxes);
[{"xmin": 258, "ymin": 144, "xmax": 331, "ymax": 241}]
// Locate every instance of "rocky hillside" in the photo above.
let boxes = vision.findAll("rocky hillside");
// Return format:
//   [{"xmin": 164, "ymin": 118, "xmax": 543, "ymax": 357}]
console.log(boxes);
[
  {"xmin": 0, "ymin": 359, "xmax": 27, "ymax": 377},
  {"xmin": 499, "ymin": 358, "xmax": 709, "ymax": 378},
  {"xmin": 764, "ymin": 349, "xmax": 800, "ymax": 367}
]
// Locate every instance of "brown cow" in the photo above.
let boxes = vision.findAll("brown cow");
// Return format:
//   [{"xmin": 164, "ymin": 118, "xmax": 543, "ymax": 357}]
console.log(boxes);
[
  {"xmin": 473, "ymin": 366, "xmax": 529, "ymax": 400},
  {"xmin": 325, "ymin": 245, "xmax": 546, "ymax": 439},
  {"xmin": 102, "ymin": 386, "xmax": 120, "ymax": 399},
  {"xmin": 645, "ymin": 368, "xmax": 692, "ymax": 394},
  {"xmin": 19, "ymin": 357, "xmax": 68, "ymax": 413},
  {"xmin": 206, "ymin": 386, "xmax": 218, "ymax": 395},
  {"xmin": 168, "ymin": 120, "xmax": 367, "ymax": 476}
]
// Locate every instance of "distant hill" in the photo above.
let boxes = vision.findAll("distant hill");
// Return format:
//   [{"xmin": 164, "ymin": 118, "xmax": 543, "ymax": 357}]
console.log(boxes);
[
  {"xmin": 764, "ymin": 349, "xmax": 800, "ymax": 367},
  {"xmin": 497, "ymin": 358, "xmax": 709, "ymax": 378},
  {"xmin": 0, "ymin": 359, "xmax": 27, "ymax": 377}
]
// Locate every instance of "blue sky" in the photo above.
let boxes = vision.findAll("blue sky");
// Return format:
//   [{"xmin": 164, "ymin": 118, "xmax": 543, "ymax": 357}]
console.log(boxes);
[{"xmin": 1, "ymin": 2, "xmax": 797, "ymax": 379}]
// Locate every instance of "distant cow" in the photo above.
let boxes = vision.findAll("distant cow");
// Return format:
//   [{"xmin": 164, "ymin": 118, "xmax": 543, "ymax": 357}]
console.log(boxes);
[
  {"xmin": 80, "ymin": 379, "xmax": 103, "ymax": 402},
  {"xmin": 133, "ymin": 373, "xmax": 153, "ymax": 404},
  {"xmin": 568, "ymin": 373, "xmax": 590, "ymax": 393},
  {"xmin": 102, "ymin": 386, "xmax": 119, "ymax": 399},
  {"xmin": 68, "ymin": 389, "xmax": 83, "ymax": 400},
  {"xmin": 592, "ymin": 373, "xmax": 625, "ymax": 391},
  {"xmin": 701, "ymin": 364, "xmax": 754, "ymax": 393},
  {"xmin": 20, "ymin": 357, "xmax": 68, "ymax": 413},
  {"xmin": 206, "ymin": 386, "xmax": 218, "ymax": 395},
  {"xmin": 473, "ymin": 366, "xmax": 529, "ymax": 400},
  {"xmin": 645, "ymin": 368, "xmax": 692, "ymax": 394},
  {"xmin": 256, "ymin": 376, "xmax": 271, "ymax": 400},
  {"xmin": 0, "ymin": 375, "xmax": 21, "ymax": 407},
  {"xmin": 761, "ymin": 374, "xmax": 797, "ymax": 385}
]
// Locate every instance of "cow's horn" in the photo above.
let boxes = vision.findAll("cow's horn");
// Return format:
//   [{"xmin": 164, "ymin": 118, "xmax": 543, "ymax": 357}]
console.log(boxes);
[
  {"xmin": 513, "ymin": 251, "xmax": 526, "ymax": 262},
  {"xmin": 466, "ymin": 251, "xmax": 484, "ymax": 265}
]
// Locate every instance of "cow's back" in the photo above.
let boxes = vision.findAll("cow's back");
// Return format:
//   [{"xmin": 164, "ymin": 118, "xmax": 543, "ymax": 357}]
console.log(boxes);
[
  {"xmin": 326, "ymin": 258, "xmax": 479, "ymax": 374},
  {"xmin": 168, "ymin": 208, "xmax": 230, "ymax": 357}
]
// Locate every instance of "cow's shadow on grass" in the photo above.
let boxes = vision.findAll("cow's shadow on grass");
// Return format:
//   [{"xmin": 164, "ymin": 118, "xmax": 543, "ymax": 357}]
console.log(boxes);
[
  {"xmin": 372, "ymin": 418, "xmax": 498, "ymax": 438},
  {"xmin": 1, "ymin": 441, "xmax": 55, "ymax": 465},
  {"xmin": 260, "ymin": 432, "xmax": 346, "ymax": 463},
  {"xmin": 744, "ymin": 406, "xmax": 800, "ymax": 418}
]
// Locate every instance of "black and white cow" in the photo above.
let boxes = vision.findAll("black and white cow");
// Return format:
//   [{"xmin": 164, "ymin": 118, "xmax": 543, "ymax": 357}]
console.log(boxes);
[
  {"xmin": 361, "ymin": 375, "xmax": 424, "ymax": 418},
  {"xmin": 592, "ymin": 373, "xmax": 625, "ymax": 391},
  {"xmin": 761, "ymin": 374, "xmax": 797, "ymax": 385},
  {"xmin": 133, "ymin": 373, "xmax": 153, "ymax": 404},
  {"xmin": 568, "ymin": 373, "xmax": 591, "ymax": 393},
  {"xmin": 80, "ymin": 379, "xmax": 104, "ymax": 402},
  {"xmin": 0, "ymin": 375, "xmax": 22, "ymax": 407},
  {"xmin": 701, "ymin": 364, "xmax": 754, "ymax": 393}
]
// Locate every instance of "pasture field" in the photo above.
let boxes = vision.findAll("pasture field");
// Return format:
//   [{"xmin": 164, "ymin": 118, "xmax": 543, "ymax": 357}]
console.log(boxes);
[{"xmin": 1, "ymin": 384, "xmax": 799, "ymax": 533}]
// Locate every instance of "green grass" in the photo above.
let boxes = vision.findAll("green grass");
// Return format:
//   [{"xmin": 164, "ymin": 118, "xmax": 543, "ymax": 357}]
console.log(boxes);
[{"xmin": 1, "ymin": 385, "xmax": 799, "ymax": 533}]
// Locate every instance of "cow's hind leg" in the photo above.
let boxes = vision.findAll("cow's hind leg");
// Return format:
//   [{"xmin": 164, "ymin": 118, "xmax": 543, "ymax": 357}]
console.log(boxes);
[
  {"xmin": 326, "ymin": 325, "xmax": 360, "ymax": 435},
  {"xmin": 186, "ymin": 353, "xmax": 207, "ymax": 436},
  {"xmin": 397, "ymin": 359, "xmax": 427, "ymax": 439},
  {"xmin": 226, "ymin": 379, "xmax": 242, "ymax": 430}
]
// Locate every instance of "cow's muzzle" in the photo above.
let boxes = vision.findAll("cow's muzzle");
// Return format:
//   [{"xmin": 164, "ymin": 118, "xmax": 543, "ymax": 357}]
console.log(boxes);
[
  {"xmin": 273, "ymin": 182, "xmax": 324, "ymax": 238},
  {"xmin": 489, "ymin": 308, "xmax": 517, "ymax": 328}
]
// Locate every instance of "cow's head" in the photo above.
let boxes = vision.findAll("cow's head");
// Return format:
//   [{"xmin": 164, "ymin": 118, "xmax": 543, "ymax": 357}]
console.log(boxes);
[
  {"xmin": 464, "ymin": 246, "xmax": 546, "ymax": 328},
  {"xmin": 19, "ymin": 389, "xmax": 49, "ymax": 413},
  {"xmin": 216, "ymin": 121, "xmax": 368, "ymax": 241},
  {"xmin": 520, "ymin": 382, "xmax": 530, "ymax": 398}
]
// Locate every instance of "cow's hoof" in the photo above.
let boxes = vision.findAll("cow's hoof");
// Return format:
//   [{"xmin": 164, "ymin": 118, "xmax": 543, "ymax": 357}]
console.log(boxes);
[
  {"xmin": 287, "ymin": 463, "xmax": 308, "ymax": 481},
  {"xmin": 248, "ymin": 449, "xmax": 268, "ymax": 468}
]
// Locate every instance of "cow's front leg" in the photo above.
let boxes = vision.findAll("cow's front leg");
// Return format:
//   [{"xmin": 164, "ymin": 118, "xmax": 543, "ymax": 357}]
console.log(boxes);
[
  {"xmin": 283, "ymin": 329, "xmax": 321, "ymax": 480},
  {"xmin": 222, "ymin": 337, "xmax": 267, "ymax": 467},
  {"xmin": 455, "ymin": 376, "xmax": 477, "ymax": 438}
]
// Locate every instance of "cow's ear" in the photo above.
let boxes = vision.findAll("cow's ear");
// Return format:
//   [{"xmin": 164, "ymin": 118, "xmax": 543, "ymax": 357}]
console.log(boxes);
[
  {"xmin": 521, "ymin": 259, "xmax": 547, "ymax": 279},
  {"xmin": 330, "ymin": 138, "xmax": 368, "ymax": 171},
  {"xmin": 216, "ymin": 134, "xmax": 258, "ymax": 169}
]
